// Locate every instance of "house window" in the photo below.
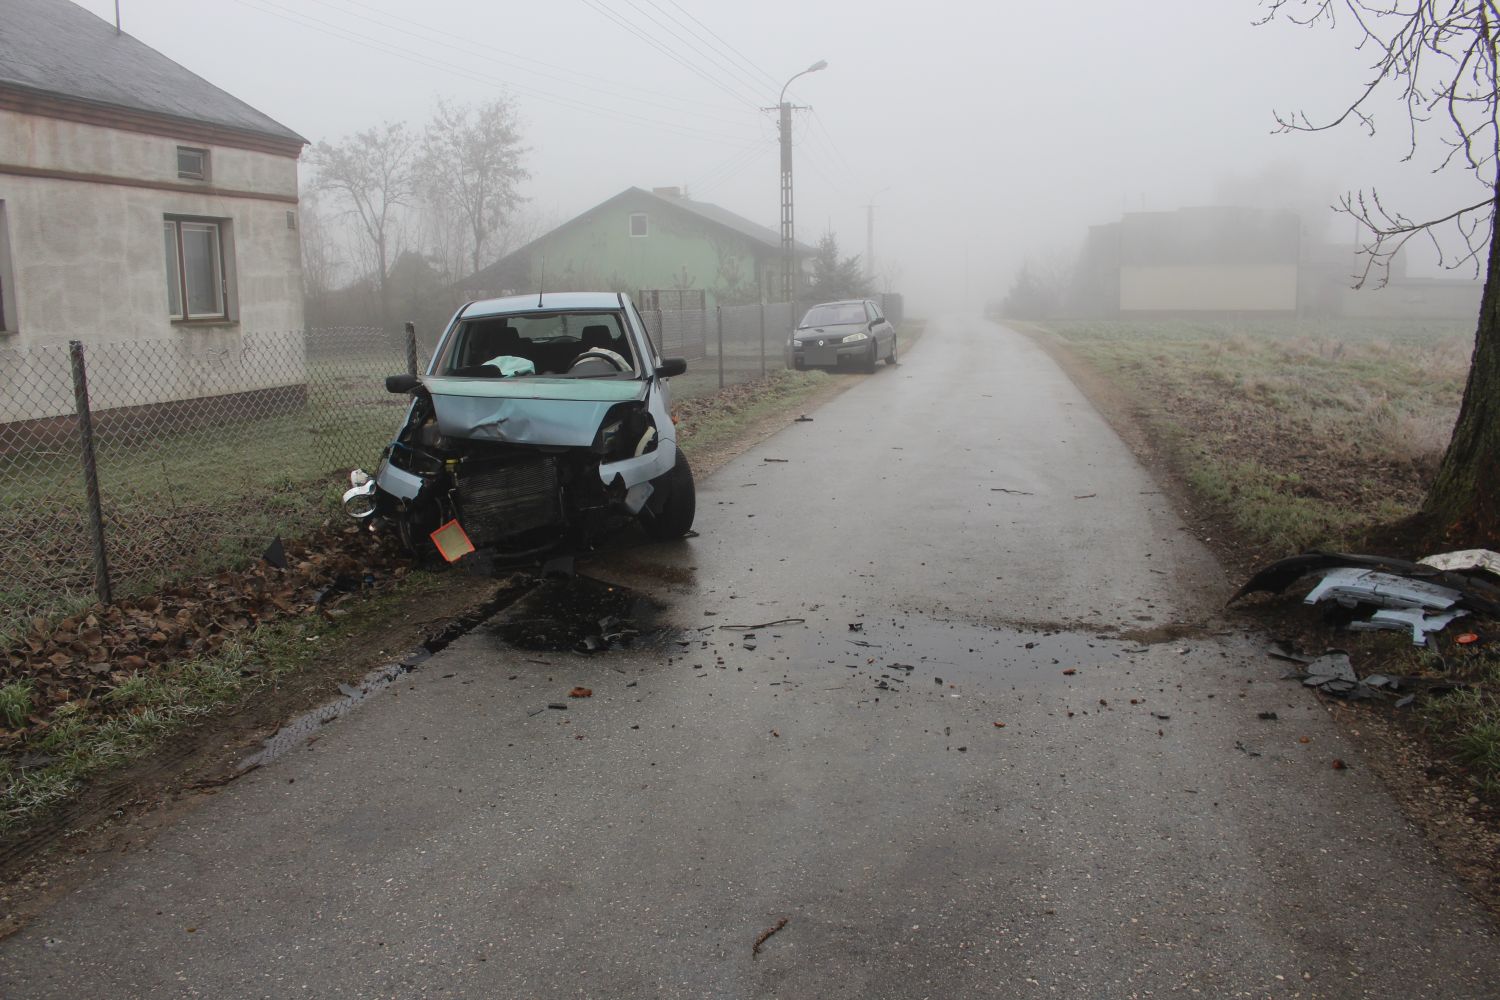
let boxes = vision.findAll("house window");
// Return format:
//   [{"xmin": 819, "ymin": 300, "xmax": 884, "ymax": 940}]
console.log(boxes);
[
  {"xmin": 177, "ymin": 146, "xmax": 209, "ymax": 181},
  {"xmin": 163, "ymin": 217, "xmax": 229, "ymax": 320},
  {"xmin": 629, "ymin": 213, "xmax": 648, "ymax": 238}
]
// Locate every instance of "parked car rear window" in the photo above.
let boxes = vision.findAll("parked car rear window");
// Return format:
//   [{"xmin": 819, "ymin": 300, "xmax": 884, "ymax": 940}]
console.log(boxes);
[{"xmin": 799, "ymin": 303, "xmax": 866, "ymax": 328}]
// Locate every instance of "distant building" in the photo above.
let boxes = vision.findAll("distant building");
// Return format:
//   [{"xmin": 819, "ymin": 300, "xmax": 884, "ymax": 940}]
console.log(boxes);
[
  {"xmin": 0, "ymin": 0, "xmax": 306, "ymax": 421},
  {"xmin": 1072, "ymin": 204, "xmax": 1481, "ymax": 320},
  {"xmin": 1080, "ymin": 206, "xmax": 1302, "ymax": 317},
  {"xmin": 462, "ymin": 186, "xmax": 817, "ymax": 309}
]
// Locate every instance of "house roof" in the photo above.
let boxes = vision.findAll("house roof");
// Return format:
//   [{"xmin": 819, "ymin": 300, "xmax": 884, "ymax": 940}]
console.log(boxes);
[
  {"xmin": 463, "ymin": 186, "xmax": 815, "ymax": 291},
  {"xmin": 637, "ymin": 187, "xmax": 817, "ymax": 255},
  {"xmin": 0, "ymin": 0, "xmax": 305, "ymax": 146}
]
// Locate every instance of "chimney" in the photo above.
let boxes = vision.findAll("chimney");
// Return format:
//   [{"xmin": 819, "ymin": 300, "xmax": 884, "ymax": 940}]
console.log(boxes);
[{"xmin": 652, "ymin": 186, "xmax": 682, "ymax": 200}]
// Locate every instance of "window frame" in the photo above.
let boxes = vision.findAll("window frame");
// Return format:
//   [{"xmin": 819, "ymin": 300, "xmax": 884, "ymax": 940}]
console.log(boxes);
[
  {"xmin": 163, "ymin": 216, "xmax": 231, "ymax": 322},
  {"xmin": 176, "ymin": 146, "xmax": 210, "ymax": 181},
  {"xmin": 629, "ymin": 212, "xmax": 649, "ymax": 238}
]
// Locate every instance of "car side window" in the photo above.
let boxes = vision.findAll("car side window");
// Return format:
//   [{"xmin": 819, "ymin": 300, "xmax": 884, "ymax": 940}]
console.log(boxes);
[
  {"xmin": 865, "ymin": 301, "xmax": 879, "ymax": 323},
  {"xmin": 871, "ymin": 301, "xmax": 884, "ymax": 321}
]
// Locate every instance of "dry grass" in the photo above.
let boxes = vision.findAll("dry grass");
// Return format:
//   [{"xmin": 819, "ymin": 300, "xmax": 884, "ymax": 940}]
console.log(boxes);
[{"xmin": 1033, "ymin": 317, "xmax": 1471, "ymax": 560}]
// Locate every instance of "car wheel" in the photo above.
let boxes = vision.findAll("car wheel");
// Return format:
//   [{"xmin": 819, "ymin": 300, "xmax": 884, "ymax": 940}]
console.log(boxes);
[
  {"xmin": 643, "ymin": 449, "xmax": 696, "ymax": 540},
  {"xmin": 885, "ymin": 335, "xmax": 898, "ymax": 366}
]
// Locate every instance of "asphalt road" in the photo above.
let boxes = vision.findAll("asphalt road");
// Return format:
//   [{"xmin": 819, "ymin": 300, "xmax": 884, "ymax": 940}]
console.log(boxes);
[{"xmin": 3, "ymin": 317, "xmax": 1498, "ymax": 998}]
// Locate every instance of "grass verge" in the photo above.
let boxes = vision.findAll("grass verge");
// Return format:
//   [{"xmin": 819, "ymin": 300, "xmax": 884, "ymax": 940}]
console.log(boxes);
[
  {"xmin": 1021, "ymin": 317, "xmax": 1468, "ymax": 563},
  {"xmin": 0, "ymin": 570, "xmax": 456, "ymax": 835}
]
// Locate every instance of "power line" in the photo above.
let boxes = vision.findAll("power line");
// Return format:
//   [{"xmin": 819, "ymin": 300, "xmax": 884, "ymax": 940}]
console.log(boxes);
[
  {"xmin": 579, "ymin": 0, "xmax": 762, "ymax": 110},
  {"xmin": 662, "ymin": 0, "xmax": 781, "ymax": 92},
  {"xmin": 809, "ymin": 109, "xmax": 861, "ymax": 181},
  {"xmin": 619, "ymin": 0, "xmax": 769, "ymax": 104},
  {"xmin": 227, "ymin": 0, "xmax": 760, "ymax": 146},
  {"xmin": 689, "ymin": 140, "xmax": 773, "ymax": 195},
  {"xmin": 303, "ymin": 0, "xmax": 757, "ymax": 120}
]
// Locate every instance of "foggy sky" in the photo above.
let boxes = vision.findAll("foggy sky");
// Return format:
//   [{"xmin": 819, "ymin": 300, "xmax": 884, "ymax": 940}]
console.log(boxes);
[{"xmin": 73, "ymin": 0, "xmax": 1491, "ymax": 311}]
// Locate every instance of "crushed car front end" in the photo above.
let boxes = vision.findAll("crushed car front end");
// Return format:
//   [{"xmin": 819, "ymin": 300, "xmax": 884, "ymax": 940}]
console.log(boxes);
[{"xmin": 344, "ymin": 292, "xmax": 691, "ymax": 561}]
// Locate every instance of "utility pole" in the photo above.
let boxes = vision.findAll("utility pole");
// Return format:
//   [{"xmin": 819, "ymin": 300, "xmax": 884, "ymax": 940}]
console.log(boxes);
[
  {"xmin": 779, "ymin": 101, "xmax": 795, "ymax": 303},
  {"xmin": 770, "ymin": 60, "xmax": 827, "ymax": 303}
]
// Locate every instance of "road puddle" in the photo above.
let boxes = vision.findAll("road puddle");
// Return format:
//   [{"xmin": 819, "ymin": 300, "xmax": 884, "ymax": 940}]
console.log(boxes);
[{"xmin": 486, "ymin": 575, "xmax": 672, "ymax": 653}]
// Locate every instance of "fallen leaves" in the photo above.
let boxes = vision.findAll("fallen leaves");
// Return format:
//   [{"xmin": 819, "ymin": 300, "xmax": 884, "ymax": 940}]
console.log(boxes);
[
  {"xmin": 0, "ymin": 526, "xmax": 412, "ymax": 744},
  {"xmin": 568, "ymin": 686, "xmax": 593, "ymax": 699}
]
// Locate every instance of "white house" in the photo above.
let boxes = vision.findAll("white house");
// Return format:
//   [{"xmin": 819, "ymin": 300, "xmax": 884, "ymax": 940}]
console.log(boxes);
[{"xmin": 0, "ymin": 0, "xmax": 307, "ymax": 421}]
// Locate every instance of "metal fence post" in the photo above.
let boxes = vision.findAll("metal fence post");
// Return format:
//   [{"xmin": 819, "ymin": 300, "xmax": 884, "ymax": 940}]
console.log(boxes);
[
  {"xmin": 68, "ymin": 340, "xmax": 113, "ymax": 607},
  {"xmin": 716, "ymin": 306, "xmax": 724, "ymax": 389},
  {"xmin": 756, "ymin": 302, "xmax": 768, "ymax": 377},
  {"xmin": 404, "ymin": 321, "xmax": 418, "ymax": 376}
]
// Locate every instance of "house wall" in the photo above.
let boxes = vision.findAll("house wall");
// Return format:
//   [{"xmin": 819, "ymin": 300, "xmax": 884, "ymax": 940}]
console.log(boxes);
[
  {"xmin": 521, "ymin": 197, "xmax": 765, "ymax": 311},
  {"xmin": 0, "ymin": 109, "xmax": 304, "ymax": 418},
  {"xmin": 1119, "ymin": 264, "xmax": 1299, "ymax": 313}
]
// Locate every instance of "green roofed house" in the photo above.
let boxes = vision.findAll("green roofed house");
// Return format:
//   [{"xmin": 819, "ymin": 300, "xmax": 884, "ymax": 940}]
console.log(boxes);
[{"xmin": 460, "ymin": 186, "xmax": 817, "ymax": 310}]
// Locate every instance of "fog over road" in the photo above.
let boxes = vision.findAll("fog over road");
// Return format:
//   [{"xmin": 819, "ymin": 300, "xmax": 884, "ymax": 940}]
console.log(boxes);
[{"xmin": 3, "ymin": 318, "xmax": 1497, "ymax": 998}]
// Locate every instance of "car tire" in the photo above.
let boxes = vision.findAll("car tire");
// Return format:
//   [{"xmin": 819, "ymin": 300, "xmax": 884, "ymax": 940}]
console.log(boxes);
[
  {"xmin": 643, "ymin": 449, "xmax": 696, "ymax": 540},
  {"xmin": 885, "ymin": 335, "xmax": 898, "ymax": 366}
]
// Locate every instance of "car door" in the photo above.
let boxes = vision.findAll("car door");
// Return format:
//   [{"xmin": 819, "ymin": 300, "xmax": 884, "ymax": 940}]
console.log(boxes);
[{"xmin": 866, "ymin": 300, "xmax": 890, "ymax": 353}]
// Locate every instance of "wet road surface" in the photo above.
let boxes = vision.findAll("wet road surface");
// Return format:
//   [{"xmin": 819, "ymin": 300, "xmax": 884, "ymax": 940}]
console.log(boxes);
[{"xmin": 3, "ymin": 317, "xmax": 1498, "ymax": 998}]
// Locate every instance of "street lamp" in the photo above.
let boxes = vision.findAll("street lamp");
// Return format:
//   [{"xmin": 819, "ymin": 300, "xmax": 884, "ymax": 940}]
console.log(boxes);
[{"xmin": 777, "ymin": 59, "xmax": 827, "ymax": 303}]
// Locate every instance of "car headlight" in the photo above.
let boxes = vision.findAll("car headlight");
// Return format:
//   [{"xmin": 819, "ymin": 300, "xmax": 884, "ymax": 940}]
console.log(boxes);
[
  {"xmin": 599, "ymin": 419, "xmax": 624, "ymax": 454},
  {"xmin": 792, "ymin": 339, "xmax": 804, "ymax": 348},
  {"xmin": 842, "ymin": 331, "xmax": 869, "ymax": 343}
]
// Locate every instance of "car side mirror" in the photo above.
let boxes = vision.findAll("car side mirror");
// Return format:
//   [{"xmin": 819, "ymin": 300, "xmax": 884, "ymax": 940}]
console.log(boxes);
[
  {"xmin": 868, "ymin": 318, "xmax": 880, "ymax": 330},
  {"xmin": 656, "ymin": 358, "xmax": 687, "ymax": 378},
  {"xmin": 386, "ymin": 374, "xmax": 420, "ymax": 394}
]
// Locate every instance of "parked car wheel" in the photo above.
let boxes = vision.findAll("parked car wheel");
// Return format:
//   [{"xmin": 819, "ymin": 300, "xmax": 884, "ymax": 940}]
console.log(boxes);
[
  {"xmin": 886, "ymin": 335, "xmax": 898, "ymax": 366},
  {"xmin": 643, "ymin": 449, "xmax": 696, "ymax": 539}
]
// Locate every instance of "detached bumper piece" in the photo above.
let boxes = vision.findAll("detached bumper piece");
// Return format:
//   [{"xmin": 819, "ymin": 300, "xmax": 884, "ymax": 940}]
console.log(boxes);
[{"xmin": 1230, "ymin": 549, "xmax": 1500, "ymax": 646}]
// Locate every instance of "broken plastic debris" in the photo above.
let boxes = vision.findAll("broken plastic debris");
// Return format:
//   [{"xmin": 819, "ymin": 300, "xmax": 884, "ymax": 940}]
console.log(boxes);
[
  {"xmin": 1303, "ymin": 568, "xmax": 1460, "ymax": 613},
  {"xmin": 1417, "ymin": 548, "xmax": 1500, "ymax": 579},
  {"xmin": 261, "ymin": 535, "xmax": 288, "ymax": 569},
  {"xmin": 568, "ymin": 686, "xmax": 593, "ymax": 698},
  {"xmin": 429, "ymin": 519, "xmax": 476, "ymax": 563},
  {"xmin": 1348, "ymin": 607, "xmax": 1468, "ymax": 645}
]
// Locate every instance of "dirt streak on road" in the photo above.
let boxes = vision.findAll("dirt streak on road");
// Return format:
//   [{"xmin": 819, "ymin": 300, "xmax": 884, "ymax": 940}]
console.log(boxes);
[{"xmin": 1, "ymin": 316, "xmax": 1495, "ymax": 999}]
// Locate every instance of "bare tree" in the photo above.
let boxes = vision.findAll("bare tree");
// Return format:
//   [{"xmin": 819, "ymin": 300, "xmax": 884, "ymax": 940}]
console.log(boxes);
[
  {"xmin": 420, "ymin": 98, "xmax": 529, "ymax": 278},
  {"xmin": 308, "ymin": 121, "xmax": 417, "ymax": 327},
  {"xmin": 1263, "ymin": 0, "xmax": 1500, "ymax": 542},
  {"xmin": 296, "ymin": 190, "xmax": 341, "ymax": 328}
]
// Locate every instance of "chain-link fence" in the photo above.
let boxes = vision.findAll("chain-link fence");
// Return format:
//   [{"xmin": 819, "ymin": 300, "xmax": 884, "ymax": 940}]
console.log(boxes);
[{"xmin": 0, "ymin": 327, "xmax": 441, "ymax": 639}]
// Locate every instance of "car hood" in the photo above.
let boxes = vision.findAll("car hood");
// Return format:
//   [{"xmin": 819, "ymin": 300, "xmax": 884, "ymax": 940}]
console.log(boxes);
[
  {"xmin": 796, "ymin": 322, "xmax": 865, "ymax": 337},
  {"xmin": 423, "ymin": 376, "xmax": 649, "ymax": 448}
]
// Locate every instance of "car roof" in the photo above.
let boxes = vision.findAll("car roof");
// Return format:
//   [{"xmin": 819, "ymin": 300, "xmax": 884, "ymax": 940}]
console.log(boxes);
[
  {"xmin": 462, "ymin": 292, "xmax": 626, "ymax": 317},
  {"xmin": 807, "ymin": 299, "xmax": 868, "ymax": 308}
]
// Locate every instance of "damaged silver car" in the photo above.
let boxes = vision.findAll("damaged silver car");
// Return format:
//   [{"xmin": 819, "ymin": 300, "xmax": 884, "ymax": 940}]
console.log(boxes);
[{"xmin": 342, "ymin": 292, "xmax": 694, "ymax": 562}]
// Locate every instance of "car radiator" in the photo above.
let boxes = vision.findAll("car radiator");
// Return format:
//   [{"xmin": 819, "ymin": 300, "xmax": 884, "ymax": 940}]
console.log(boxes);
[{"xmin": 456, "ymin": 458, "xmax": 561, "ymax": 544}]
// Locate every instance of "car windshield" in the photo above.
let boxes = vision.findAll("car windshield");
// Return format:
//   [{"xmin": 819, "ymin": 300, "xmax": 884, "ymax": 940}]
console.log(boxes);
[
  {"xmin": 434, "ymin": 311, "xmax": 638, "ymax": 379},
  {"xmin": 799, "ymin": 303, "xmax": 866, "ymax": 328}
]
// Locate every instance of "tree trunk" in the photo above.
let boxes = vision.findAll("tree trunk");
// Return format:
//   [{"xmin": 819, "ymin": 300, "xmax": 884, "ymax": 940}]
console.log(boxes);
[{"xmin": 1421, "ymin": 188, "xmax": 1500, "ymax": 547}]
